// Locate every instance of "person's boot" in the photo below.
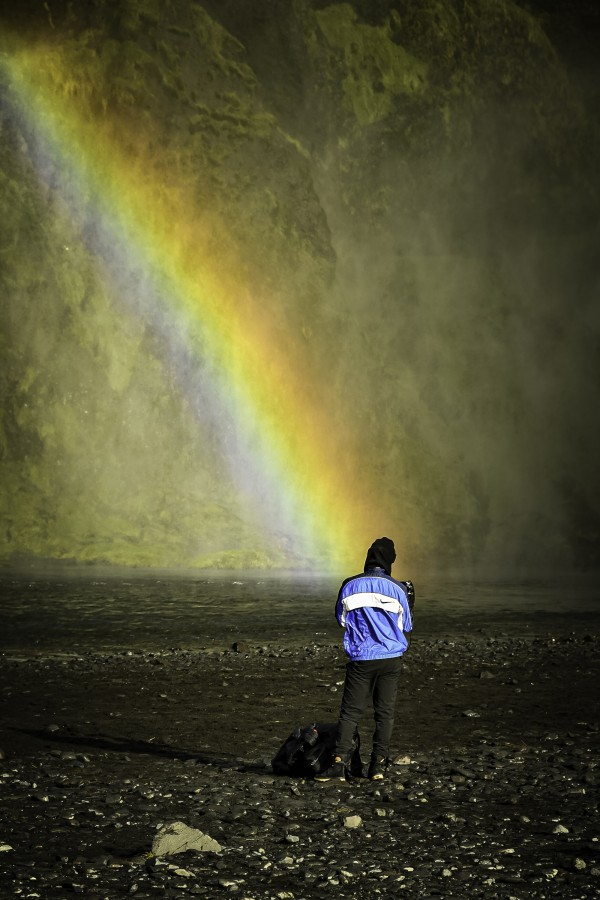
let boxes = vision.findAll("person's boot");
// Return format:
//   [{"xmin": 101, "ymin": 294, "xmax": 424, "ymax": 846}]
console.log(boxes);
[
  {"xmin": 314, "ymin": 755, "xmax": 347, "ymax": 782},
  {"xmin": 368, "ymin": 756, "xmax": 388, "ymax": 781}
]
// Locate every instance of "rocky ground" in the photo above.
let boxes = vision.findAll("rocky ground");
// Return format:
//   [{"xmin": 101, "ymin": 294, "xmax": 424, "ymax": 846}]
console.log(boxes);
[{"xmin": 1, "ymin": 625, "xmax": 599, "ymax": 899}]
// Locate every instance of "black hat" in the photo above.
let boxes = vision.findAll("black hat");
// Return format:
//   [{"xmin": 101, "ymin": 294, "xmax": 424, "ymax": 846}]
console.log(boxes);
[{"xmin": 364, "ymin": 537, "xmax": 396, "ymax": 575}]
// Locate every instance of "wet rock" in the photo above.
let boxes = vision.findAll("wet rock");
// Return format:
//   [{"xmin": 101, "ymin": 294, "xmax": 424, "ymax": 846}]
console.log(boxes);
[
  {"xmin": 151, "ymin": 821, "xmax": 222, "ymax": 856},
  {"xmin": 452, "ymin": 767, "xmax": 477, "ymax": 779}
]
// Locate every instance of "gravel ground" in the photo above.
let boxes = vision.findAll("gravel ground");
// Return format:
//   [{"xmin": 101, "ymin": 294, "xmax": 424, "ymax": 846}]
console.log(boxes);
[{"xmin": 1, "ymin": 626, "xmax": 599, "ymax": 898}]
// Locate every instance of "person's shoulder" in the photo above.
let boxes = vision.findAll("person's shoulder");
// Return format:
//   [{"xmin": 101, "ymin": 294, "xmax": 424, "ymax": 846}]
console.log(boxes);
[
  {"xmin": 388, "ymin": 575, "xmax": 407, "ymax": 588},
  {"xmin": 381, "ymin": 574, "xmax": 410, "ymax": 596},
  {"xmin": 339, "ymin": 572, "xmax": 364, "ymax": 592}
]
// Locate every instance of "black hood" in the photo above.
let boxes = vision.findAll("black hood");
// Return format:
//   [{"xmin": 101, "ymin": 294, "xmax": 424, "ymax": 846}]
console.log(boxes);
[{"xmin": 364, "ymin": 537, "xmax": 396, "ymax": 575}]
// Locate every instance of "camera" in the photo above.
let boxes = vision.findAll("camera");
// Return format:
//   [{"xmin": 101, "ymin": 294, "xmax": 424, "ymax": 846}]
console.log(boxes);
[{"xmin": 402, "ymin": 580, "xmax": 415, "ymax": 613}]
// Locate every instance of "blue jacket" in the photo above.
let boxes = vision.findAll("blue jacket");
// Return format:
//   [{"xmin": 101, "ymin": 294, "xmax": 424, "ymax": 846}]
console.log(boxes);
[{"xmin": 335, "ymin": 567, "xmax": 413, "ymax": 661}]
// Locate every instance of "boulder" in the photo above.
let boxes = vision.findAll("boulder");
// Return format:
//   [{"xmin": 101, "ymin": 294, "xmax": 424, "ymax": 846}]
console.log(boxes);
[{"xmin": 151, "ymin": 821, "xmax": 222, "ymax": 857}]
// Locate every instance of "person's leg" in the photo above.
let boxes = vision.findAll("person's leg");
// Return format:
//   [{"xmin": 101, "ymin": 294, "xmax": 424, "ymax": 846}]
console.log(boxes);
[
  {"xmin": 315, "ymin": 661, "xmax": 375, "ymax": 780},
  {"xmin": 371, "ymin": 656, "xmax": 403, "ymax": 763},
  {"xmin": 335, "ymin": 660, "xmax": 375, "ymax": 760}
]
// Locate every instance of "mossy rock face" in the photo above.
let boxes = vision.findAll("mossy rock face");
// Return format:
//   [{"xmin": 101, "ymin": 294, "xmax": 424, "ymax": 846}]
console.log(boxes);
[
  {"xmin": 0, "ymin": 2, "xmax": 329, "ymax": 568},
  {"xmin": 295, "ymin": 0, "xmax": 580, "ymax": 243},
  {"xmin": 313, "ymin": 4, "xmax": 429, "ymax": 126},
  {"xmin": 0, "ymin": 0, "xmax": 598, "ymax": 571}
]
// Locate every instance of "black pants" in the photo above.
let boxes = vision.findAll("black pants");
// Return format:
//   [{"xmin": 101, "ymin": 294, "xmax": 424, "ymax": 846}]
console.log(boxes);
[{"xmin": 336, "ymin": 656, "xmax": 403, "ymax": 761}]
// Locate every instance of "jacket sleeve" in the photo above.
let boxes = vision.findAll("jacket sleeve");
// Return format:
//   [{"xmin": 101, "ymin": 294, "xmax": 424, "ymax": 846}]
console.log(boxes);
[{"xmin": 402, "ymin": 591, "xmax": 413, "ymax": 632}]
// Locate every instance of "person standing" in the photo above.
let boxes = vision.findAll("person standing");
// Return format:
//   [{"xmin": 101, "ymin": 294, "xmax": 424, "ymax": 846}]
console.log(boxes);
[{"xmin": 316, "ymin": 537, "xmax": 414, "ymax": 782}]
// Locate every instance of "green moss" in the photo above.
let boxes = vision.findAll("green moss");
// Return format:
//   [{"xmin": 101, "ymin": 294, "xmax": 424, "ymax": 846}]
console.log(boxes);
[
  {"xmin": 315, "ymin": 3, "xmax": 428, "ymax": 126},
  {"xmin": 0, "ymin": 174, "xmax": 24, "ymax": 256},
  {"xmin": 156, "ymin": 39, "xmax": 180, "ymax": 71},
  {"xmin": 276, "ymin": 127, "xmax": 310, "ymax": 160},
  {"xmin": 117, "ymin": 0, "xmax": 162, "ymax": 36},
  {"xmin": 166, "ymin": 24, "xmax": 192, "ymax": 38},
  {"xmin": 189, "ymin": 549, "xmax": 302, "ymax": 571},
  {"xmin": 191, "ymin": 5, "xmax": 256, "ymax": 88}
]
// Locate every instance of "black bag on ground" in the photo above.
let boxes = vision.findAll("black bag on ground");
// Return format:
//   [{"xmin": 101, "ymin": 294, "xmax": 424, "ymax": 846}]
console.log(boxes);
[{"xmin": 271, "ymin": 722, "xmax": 361, "ymax": 777}]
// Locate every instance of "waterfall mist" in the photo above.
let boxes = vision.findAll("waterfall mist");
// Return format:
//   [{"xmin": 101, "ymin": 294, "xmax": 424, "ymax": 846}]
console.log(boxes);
[{"xmin": 0, "ymin": 0, "xmax": 598, "ymax": 575}]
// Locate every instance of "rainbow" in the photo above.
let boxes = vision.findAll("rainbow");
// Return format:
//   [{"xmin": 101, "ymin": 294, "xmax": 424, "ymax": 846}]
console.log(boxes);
[{"xmin": 2, "ymin": 41, "xmax": 400, "ymax": 571}]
